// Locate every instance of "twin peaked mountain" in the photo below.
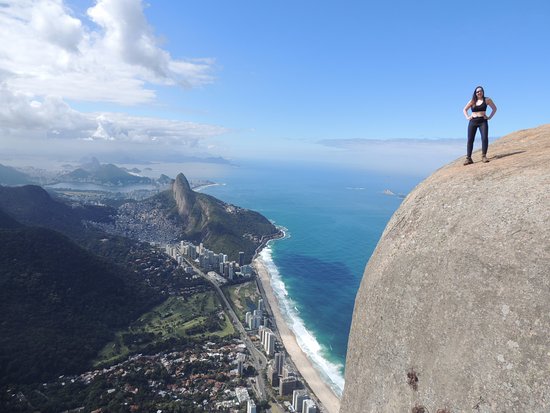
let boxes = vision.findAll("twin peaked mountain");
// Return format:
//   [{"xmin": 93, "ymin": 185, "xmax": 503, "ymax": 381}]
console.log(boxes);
[
  {"xmin": 170, "ymin": 173, "xmax": 279, "ymax": 260},
  {"xmin": 112, "ymin": 173, "xmax": 279, "ymax": 261}
]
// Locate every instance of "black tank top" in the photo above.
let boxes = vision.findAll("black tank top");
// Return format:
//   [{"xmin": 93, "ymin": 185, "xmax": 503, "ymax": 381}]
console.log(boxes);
[{"xmin": 472, "ymin": 98, "xmax": 487, "ymax": 112}]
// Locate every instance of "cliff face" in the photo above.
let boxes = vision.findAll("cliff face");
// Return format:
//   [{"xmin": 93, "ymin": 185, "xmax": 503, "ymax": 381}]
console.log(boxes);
[
  {"xmin": 172, "ymin": 173, "xmax": 201, "ymax": 231},
  {"xmin": 340, "ymin": 125, "xmax": 550, "ymax": 412},
  {"xmin": 172, "ymin": 173, "xmax": 196, "ymax": 218}
]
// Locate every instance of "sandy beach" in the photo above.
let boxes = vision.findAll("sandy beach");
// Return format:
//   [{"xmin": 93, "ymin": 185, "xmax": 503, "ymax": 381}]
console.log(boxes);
[{"xmin": 253, "ymin": 258, "xmax": 341, "ymax": 413}]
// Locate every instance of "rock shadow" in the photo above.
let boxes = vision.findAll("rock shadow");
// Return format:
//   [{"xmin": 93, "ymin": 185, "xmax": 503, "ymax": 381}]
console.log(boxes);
[{"xmin": 492, "ymin": 150, "xmax": 526, "ymax": 160}]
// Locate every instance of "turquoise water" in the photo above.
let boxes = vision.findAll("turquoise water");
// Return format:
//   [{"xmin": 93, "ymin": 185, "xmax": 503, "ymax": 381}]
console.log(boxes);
[{"xmin": 199, "ymin": 160, "xmax": 422, "ymax": 395}]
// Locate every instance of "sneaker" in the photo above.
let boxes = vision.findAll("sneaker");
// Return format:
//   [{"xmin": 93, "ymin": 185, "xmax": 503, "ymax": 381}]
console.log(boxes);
[
  {"xmin": 463, "ymin": 157, "xmax": 473, "ymax": 165},
  {"xmin": 482, "ymin": 155, "xmax": 489, "ymax": 163}
]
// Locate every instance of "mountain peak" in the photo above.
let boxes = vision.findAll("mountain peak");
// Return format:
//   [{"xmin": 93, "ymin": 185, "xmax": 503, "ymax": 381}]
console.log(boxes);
[
  {"xmin": 172, "ymin": 173, "xmax": 195, "ymax": 217},
  {"xmin": 341, "ymin": 124, "xmax": 550, "ymax": 412},
  {"xmin": 79, "ymin": 156, "xmax": 101, "ymax": 171},
  {"xmin": 174, "ymin": 173, "xmax": 192, "ymax": 192}
]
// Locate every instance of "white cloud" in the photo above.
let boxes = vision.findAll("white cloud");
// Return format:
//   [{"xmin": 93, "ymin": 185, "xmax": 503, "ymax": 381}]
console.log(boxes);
[
  {"xmin": 86, "ymin": 112, "xmax": 228, "ymax": 144},
  {"xmin": 30, "ymin": 0, "xmax": 83, "ymax": 52},
  {"xmin": 0, "ymin": 83, "xmax": 92, "ymax": 132},
  {"xmin": 86, "ymin": 0, "xmax": 214, "ymax": 87},
  {"xmin": 0, "ymin": 0, "xmax": 214, "ymax": 104},
  {"xmin": 0, "ymin": 84, "xmax": 228, "ymax": 149}
]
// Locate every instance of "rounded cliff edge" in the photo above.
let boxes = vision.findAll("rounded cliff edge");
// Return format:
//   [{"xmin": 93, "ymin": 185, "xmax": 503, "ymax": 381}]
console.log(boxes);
[{"xmin": 340, "ymin": 124, "xmax": 550, "ymax": 413}]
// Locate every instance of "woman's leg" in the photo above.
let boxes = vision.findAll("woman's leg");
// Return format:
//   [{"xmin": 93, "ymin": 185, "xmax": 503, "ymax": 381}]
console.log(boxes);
[
  {"xmin": 467, "ymin": 121, "xmax": 478, "ymax": 158},
  {"xmin": 480, "ymin": 120, "xmax": 489, "ymax": 155}
]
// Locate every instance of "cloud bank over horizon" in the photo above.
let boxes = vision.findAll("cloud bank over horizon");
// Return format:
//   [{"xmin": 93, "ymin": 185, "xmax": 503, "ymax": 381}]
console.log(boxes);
[
  {"xmin": 314, "ymin": 137, "xmax": 466, "ymax": 175},
  {"xmin": 0, "ymin": 76, "xmax": 466, "ymax": 175},
  {"xmin": 0, "ymin": 83, "xmax": 229, "ymax": 160}
]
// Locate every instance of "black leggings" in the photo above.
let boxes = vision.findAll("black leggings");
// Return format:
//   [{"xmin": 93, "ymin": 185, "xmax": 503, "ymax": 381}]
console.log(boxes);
[{"xmin": 467, "ymin": 118, "xmax": 488, "ymax": 157}]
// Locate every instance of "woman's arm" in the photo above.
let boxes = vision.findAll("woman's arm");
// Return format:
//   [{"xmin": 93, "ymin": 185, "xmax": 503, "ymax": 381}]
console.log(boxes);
[
  {"xmin": 486, "ymin": 98, "xmax": 497, "ymax": 119},
  {"xmin": 463, "ymin": 100, "xmax": 473, "ymax": 120}
]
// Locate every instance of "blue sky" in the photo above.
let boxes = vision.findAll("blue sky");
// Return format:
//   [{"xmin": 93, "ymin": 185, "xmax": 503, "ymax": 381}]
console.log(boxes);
[{"xmin": 1, "ymin": 0, "xmax": 548, "ymax": 174}]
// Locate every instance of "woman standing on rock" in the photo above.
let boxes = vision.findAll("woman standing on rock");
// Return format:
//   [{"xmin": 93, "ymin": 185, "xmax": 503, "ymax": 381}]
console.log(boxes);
[{"xmin": 463, "ymin": 86, "xmax": 497, "ymax": 165}]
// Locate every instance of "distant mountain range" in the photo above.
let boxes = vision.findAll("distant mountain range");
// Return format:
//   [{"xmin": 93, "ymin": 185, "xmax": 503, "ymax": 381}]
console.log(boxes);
[
  {"xmin": 59, "ymin": 162, "xmax": 153, "ymax": 186},
  {"xmin": 0, "ymin": 158, "xmax": 168, "ymax": 187},
  {"xmin": 0, "ymin": 174, "xmax": 279, "ymax": 262},
  {"xmin": 0, "ymin": 159, "xmax": 217, "ymax": 191},
  {"xmin": 0, "ymin": 164, "xmax": 33, "ymax": 185}
]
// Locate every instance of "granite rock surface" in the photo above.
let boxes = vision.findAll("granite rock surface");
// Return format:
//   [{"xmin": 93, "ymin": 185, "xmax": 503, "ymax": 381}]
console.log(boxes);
[{"xmin": 340, "ymin": 124, "xmax": 550, "ymax": 412}]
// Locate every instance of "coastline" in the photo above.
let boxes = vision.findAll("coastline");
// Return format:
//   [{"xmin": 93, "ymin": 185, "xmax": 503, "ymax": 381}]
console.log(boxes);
[
  {"xmin": 192, "ymin": 182, "xmax": 223, "ymax": 191},
  {"xmin": 252, "ymin": 256, "xmax": 341, "ymax": 413}
]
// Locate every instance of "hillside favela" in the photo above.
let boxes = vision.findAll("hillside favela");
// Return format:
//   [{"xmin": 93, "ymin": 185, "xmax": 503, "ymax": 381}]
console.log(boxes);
[{"xmin": 1, "ymin": 1, "xmax": 549, "ymax": 413}]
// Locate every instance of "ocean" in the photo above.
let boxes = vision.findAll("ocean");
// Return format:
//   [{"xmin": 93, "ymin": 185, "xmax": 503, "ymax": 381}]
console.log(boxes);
[{"xmin": 196, "ymin": 160, "xmax": 423, "ymax": 396}]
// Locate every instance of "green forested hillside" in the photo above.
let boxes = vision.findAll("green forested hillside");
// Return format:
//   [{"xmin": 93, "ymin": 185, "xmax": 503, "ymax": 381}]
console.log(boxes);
[
  {"xmin": 0, "ymin": 226, "xmax": 162, "ymax": 385},
  {"xmin": 0, "ymin": 208, "xmax": 22, "ymax": 229},
  {"xmin": 0, "ymin": 184, "xmax": 115, "ymax": 238},
  {"xmin": 196, "ymin": 191, "xmax": 277, "ymax": 260}
]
